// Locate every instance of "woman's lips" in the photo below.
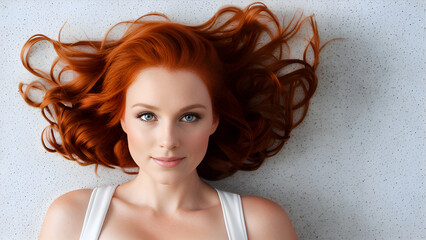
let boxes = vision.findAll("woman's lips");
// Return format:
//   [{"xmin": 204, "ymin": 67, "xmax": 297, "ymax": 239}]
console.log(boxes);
[{"xmin": 151, "ymin": 157, "xmax": 185, "ymax": 168}]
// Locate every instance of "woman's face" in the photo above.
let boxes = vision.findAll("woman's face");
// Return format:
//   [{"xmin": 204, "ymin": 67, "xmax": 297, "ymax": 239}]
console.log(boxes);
[{"xmin": 120, "ymin": 66, "xmax": 219, "ymax": 184}]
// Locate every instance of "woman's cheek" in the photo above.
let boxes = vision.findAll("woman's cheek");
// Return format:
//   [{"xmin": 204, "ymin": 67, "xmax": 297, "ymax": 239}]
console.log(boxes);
[
  {"xmin": 189, "ymin": 128, "xmax": 212, "ymax": 156},
  {"xmin": 126, "ymin": 123, "xmax": 150, "ymax": 159}
]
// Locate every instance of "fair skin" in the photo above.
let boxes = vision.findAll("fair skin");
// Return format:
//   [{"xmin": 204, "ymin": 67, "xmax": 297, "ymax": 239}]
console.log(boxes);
[{"xmin": 39, "ymin": 67, "xmax": 297, "ymax": 240}]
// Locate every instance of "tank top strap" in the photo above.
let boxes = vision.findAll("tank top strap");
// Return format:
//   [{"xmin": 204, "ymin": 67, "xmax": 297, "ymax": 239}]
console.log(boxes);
[
  {"xmin": 215, "ymin": 188, "xmax": 248, "ymax": 240},
  {"xmin": 79, "ymin": 185, "xmax": 118, "ymax": 240}
]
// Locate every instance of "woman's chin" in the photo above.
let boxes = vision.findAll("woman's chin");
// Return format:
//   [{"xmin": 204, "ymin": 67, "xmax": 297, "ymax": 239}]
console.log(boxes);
[{"xmin": 144, "ymin": 169, "xmax": 200, "ymax": 186}]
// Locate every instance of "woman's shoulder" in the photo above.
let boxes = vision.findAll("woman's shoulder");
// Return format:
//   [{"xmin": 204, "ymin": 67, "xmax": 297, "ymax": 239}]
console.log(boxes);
[
  {"xmin": 39, "ymin": 188, "xmax": 93, "ymax": 240},
  {"xmin": 241, "ymin": 195, "xmax": 298, "ymax": 240}
]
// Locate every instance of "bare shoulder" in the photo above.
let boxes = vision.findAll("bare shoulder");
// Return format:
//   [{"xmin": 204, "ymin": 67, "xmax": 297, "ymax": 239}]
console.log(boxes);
[
  {"xmin": 241, "ymin": 195, "xmax": 298, "ymax": 240},
  {"xmin": 39, "ymin": 188, "xmax": 93, "ymax": 240}
]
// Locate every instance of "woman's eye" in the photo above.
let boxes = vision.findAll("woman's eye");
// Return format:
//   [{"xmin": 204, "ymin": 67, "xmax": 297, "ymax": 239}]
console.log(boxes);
[
  {"xmin": 138, "ymin": 112, "xmax": 156, "ymax": 121},
  {"xmin": 181, "ymin": 113, "xmax": 200, "ymax": 122},
  {"xmin": 136, "ymin": 112, "xmax": 199, "ymax": 122}
]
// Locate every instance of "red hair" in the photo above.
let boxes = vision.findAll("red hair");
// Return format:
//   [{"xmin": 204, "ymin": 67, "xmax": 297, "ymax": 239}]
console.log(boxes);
[{"xmin": 20, "ymin": 2, "xmax": 329, "ymax": 180}]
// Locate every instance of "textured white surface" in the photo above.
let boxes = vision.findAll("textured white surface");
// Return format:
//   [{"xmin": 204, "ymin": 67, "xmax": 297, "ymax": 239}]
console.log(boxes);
[{"xmin": 1, "ymin": 0, "xmax": 425, "ymax": 239}]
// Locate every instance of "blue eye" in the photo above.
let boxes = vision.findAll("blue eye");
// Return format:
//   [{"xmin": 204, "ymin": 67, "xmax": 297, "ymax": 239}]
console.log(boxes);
[
  {"xmin": 136, "ymin": 112, "xmax": 200, "ymax": 122},
  {"xmin": 181, "ymin": 113, "xmax": 200, "ymax": 122},
  {"xmin": 137, "ymin": 112, "xmax": 156, "ymax": 121}
]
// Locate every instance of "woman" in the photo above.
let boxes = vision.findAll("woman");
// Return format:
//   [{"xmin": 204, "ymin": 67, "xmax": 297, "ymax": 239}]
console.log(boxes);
[{"xmin": 20, "ymin": 2, "xmax": 324, "ymax": 239}]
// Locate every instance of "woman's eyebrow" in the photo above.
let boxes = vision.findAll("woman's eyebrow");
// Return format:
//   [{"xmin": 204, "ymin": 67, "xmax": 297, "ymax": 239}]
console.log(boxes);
[{"xmin": 131, "ymin": 103, "xmax": 206, "ymax": 112}]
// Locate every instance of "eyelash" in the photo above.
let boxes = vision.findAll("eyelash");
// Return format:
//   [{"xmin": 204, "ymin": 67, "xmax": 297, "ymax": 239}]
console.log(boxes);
[{"xmin": 136, "ymin": 112, "xmax": 201, "ymax": 123}]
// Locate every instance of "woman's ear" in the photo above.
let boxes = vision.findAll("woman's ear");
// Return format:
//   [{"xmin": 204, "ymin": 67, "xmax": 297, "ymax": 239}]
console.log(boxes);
[
  {"xmin": 120, "ymin": 117, "xmax": 127, "ymax": 134},
  {"xmin": 210, "ymin": 114, "xmax": 219, "ymax": 135}
]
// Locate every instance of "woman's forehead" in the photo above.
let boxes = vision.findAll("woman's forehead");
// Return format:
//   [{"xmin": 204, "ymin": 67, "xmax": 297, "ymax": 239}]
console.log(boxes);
[{"xmin": 125, "ymin": 67, "xmax": 212, "ymax": 108}]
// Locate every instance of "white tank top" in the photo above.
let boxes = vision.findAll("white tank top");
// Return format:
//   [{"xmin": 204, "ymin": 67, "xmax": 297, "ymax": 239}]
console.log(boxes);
[{"xmin": 79, "ymin": 185, "xmax": 248, "ymax": 240}]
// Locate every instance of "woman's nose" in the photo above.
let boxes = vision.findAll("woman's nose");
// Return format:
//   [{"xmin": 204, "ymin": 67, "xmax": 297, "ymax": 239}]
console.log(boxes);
[{"xmin": 159, "ymin": 121, "xmax": 179, "ymax": 149}]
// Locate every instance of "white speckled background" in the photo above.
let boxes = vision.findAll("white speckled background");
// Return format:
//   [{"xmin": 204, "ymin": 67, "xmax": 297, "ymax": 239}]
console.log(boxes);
[{"xmin": 1, "ymin": 0, "xmax": 425, "ymax": 239}]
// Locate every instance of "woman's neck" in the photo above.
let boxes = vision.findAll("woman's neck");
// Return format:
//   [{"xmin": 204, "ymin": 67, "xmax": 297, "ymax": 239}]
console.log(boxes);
[{"xmin": 116, "ymin": 171, "xmax": 216, "ymax": 215}]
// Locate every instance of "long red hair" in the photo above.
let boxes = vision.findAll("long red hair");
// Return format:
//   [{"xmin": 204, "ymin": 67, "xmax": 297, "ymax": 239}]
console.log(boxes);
[{"xmin": 20, "ymin": 2, "xmax": 328, "ymax": 180}]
